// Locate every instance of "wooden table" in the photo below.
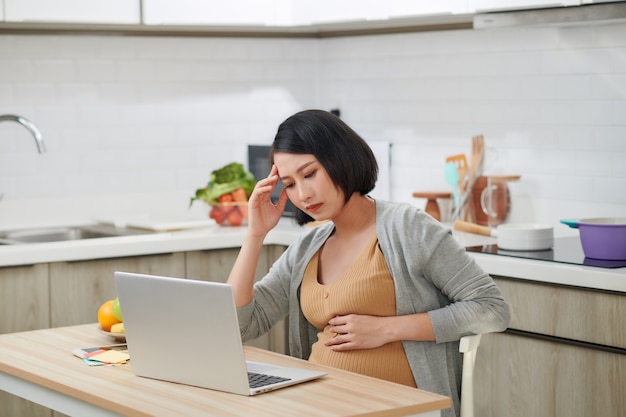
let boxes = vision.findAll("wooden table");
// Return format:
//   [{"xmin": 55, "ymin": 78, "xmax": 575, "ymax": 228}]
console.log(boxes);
[{"xmin": 0, "ymin": 324, "xmax": 451, "ymax": 417}]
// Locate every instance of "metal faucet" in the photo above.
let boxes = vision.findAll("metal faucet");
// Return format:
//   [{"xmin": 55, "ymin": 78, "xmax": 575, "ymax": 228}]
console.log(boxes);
[{"xmin": 0, "ymin": 114, "xmax": 46, "ymax": 153}]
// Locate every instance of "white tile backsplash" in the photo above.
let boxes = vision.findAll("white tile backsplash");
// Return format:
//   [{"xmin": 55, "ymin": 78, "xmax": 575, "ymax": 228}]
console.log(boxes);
[
  {"xmin": 0, "ymin": 22, "xmax": 625, "ymax": 230},
  {"xmin": 316, "ymin": 23, "xmax": 626, "ymax": 225}
]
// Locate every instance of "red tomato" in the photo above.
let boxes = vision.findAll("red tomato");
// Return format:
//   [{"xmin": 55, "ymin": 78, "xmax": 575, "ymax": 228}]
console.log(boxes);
[
  {"xmin": 226, "ymin": 207, "xmax": 243, "ymax": 226},
  {"xmin": 210, "ymin": 206, "xmax": 227, "ymax": 224}
]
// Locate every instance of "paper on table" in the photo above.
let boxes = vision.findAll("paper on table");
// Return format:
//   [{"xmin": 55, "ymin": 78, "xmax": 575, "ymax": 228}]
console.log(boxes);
[{"xmin": 83, "ymin": 349, "xmax": 129, "ymax": 366}]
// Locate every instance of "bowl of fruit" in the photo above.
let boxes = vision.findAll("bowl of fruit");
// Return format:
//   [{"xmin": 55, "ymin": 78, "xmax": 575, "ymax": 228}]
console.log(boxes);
[
  {"xmin": 190, "ymin": 162, "xmax": 255, "ymax": 227},
  {"xmin": 97, "ymin": 297, "xmax": 125, "ymax": 341}
]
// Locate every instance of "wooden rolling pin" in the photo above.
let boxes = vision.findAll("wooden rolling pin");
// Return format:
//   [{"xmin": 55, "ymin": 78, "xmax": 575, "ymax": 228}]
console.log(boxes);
[{"xmin": 454, "ymin": 220, "xmax": 497, "ymax": 237}]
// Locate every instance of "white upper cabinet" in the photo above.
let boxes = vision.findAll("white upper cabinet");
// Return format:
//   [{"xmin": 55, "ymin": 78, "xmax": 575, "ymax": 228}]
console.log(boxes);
[
  {"xmin": 383, "ymin": 0, "xmax": 471, "ymax": 18},
  {"xmin": 1, "ymin": 0, "xmax": 603, "ymax": 28},
  {"xmin": 4, "ymin": 0, "xmax": 141, "ymax": 24},
  {"xmin": 290, "ymin": 0, "xmax": 470, "ymax": 26},
  {"xmin": 142, "ymin": 0, "xmax": 473, "ymax": 27},
  {"xmin": 468, "ymin": 0, "xmax": 580, "ymax": 13},
  {"xmin": 141, "ymin": 1, "xmax": 587, "ymax": 28},
  {"xmin": 143, "ymin": 0, "xmax": 291, "ymax": 26}
]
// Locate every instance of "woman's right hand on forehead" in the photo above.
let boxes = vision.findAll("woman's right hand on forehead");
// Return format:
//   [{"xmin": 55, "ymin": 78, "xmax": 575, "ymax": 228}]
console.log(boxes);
[{"xmin": 247, "ymin": 165, "xmax": 289, "ymax": 236}]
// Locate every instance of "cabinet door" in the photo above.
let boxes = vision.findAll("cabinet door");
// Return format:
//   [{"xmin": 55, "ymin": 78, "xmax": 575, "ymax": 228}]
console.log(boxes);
[
  {"xmin": 185, "ymin": 247, "xmax": 244, "ymax": 283},
  {"xmin": 475, "ymin": 332, "xmax": 626, "ymax": 417},
  {"xmin": 469, "ymin": 0, "xmax": 579, "ymax": 13},
  {"xmin": 383, "ymin": 0, "xmax": 470, "ymax": 18},
  {"xmin": 0, "ymin": 264, "xmax": 49, "ymax": 334},
  {"xmin": 4, "ymin": 0, "xmax": 140, "ymax": 24},
  {"xmin": 143, "ymin": 0, "xmax": 471, "ymax": 27},
  {"xmin": 185, "ymin": 246, "xmax": 288, "ymax": 354},
  {"xmin": 290, "ymin": 0, "xmax": 470, "ymax": 26},
  {"xmin": 0, "ymin": 392, "xmax": 52, "ymax": 417},
  {"xmin": 0, "ymin": 264, "xmax": 52, "ymax": 417},
  {"xmin": 143, "ymin": 0, "xmax": 284, "ymax": 26},
  {"xmin": 49, "ymin": 253, "xmax": 185, "ymax": 327}
]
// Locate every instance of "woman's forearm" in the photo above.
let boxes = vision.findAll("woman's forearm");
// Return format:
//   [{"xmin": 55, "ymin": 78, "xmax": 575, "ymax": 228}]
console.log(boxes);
[
  {"xmin": 226, "ymin": 232, "xmax": 266, "ymax": 307},
  {"xmin": 388, "ymin": 313, "xmax": 436, "ymax": 342}
]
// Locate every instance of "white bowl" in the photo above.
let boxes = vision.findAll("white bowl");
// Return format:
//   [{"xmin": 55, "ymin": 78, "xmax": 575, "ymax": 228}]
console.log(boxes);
[{"xmin": 496, "ymin": 224, "xmax": 554, "ymax": 251}]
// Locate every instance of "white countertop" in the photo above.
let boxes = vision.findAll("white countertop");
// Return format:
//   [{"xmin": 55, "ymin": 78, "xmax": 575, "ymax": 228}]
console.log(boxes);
[
  {"xmin": 0, "ymin": 218, "xmax": 304, "ymax": 267},
  {"xmin": 1, "ymin": 220, "xmax": 624, "ymax": 293},
  {"xmin": 451, "ymin": 231, "xmax": 626, "ymax": 293}
]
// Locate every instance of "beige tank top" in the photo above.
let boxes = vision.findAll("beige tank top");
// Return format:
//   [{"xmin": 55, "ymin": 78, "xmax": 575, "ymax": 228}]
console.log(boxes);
[{"xmin": 301, "ymin": 235, "xmax": 416, "ymax": 387}]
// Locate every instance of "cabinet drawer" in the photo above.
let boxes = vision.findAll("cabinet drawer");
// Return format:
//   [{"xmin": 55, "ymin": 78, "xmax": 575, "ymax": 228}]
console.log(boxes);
[
  {"xmin": 475, "ymin": 332, "xmax": 626, "ymax": 417},
  {"xmin": 494, "ymin": 276, "xmax": 626, "ymax": 349}
]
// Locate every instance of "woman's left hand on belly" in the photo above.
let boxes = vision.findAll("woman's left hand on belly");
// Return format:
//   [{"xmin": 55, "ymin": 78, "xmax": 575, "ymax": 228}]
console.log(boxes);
[{"xmin": 325, "ymin": 314, "xmax": 393, "ymax": 351}]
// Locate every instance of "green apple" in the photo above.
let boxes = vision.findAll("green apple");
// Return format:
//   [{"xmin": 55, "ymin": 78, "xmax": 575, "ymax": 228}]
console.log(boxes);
[{"xmin": 112, "ymin": 297, "xmax": 123, "ymax": 321}]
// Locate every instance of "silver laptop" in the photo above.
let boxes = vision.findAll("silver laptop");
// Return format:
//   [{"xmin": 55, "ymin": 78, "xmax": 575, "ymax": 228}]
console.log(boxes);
[{"xmin": 114, "ymin": 271, "xmax": 325, "ymax": 395}]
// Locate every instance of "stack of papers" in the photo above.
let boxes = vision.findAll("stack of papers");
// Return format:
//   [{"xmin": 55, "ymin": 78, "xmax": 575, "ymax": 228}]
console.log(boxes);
[{"xmin": 73, "ymin": 345, "xmax": 129, "ymax": 366}]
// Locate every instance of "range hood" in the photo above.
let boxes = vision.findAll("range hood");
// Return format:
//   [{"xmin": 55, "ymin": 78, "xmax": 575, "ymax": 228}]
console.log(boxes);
[{"xmin": 474, "ymin": 2, "xmax": 626, "ymax": 29}]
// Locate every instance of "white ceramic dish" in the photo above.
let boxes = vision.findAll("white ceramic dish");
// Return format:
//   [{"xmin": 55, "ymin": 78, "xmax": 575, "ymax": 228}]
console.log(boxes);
[
  {"xmin": 97, "ymin": 326, "xmax": 126, "ymax": 342},
  {"xmin": 496, "ymin": 223, "xmax": 554, "ymax": 251}
]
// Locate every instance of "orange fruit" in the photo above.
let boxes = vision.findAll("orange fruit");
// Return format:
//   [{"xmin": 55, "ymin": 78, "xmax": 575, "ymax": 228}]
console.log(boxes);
[{"xmin": 98, "ymin": 299, "xmax": 122, "ymax": 332}]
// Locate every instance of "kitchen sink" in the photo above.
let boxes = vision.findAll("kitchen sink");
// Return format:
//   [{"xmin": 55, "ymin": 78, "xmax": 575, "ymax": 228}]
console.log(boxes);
[{"xmin": 0, "ymin": 224, "xmax": 153, "ymax": 245}]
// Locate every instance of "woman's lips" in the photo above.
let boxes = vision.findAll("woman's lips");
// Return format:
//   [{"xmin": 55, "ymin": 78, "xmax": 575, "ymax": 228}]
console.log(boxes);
[{"xmin": 306, "ymin": 203, "xmax": 322, "ymax": 214}]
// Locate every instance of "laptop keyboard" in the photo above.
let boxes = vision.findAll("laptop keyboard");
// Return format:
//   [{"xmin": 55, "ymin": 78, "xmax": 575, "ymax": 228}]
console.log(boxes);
[{"xmin": 247, "ymin": 372, "xmax": 291, "ymax": 388}]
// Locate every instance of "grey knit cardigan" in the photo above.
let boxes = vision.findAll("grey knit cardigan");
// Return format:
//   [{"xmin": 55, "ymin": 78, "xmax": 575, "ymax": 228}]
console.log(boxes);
[{"xmin": 237, "ymin": 199, "xmax": 510, "ymax": 417}]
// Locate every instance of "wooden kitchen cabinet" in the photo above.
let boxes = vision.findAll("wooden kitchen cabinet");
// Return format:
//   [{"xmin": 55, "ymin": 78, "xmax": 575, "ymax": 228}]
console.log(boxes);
[
  {"xmin": 185, "ymin": 245, "xmax": 288, "ymax": 354},
  {"xmin": 185, "ymin": 247, "xmax": 243, "ymax": 283},
  {"xmin": 49, "ymin": 252, "xmax": 185, "ymax": 327},
  {"xmin": 0, "ymin": 263, "xmax": 49, "ymax": 335},
  {"xmin": 0, "ymin": 264, "xmax": 52, "ymax": 417},
  {"xmin": 475, "ymin": 332, "xmax": 626, "ymax": 417},
  {"xmin": 474, "ymin": 276, "xmax": 626, "ymax": 417},
  {"xmin": 0, "ymin": 392, "xmax": 52, "ymax": 417},
  {"xmin": 494, "ymin": 277, "xmax": 625, "ymax": 348},
  {"xmin": 4, "ymin": 0, "xmax": 140, "ymax": 24}
]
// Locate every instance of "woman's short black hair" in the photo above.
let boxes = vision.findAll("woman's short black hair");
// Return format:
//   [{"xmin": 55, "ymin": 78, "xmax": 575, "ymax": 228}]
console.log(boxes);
[{"xmin": 271, "ymin": 109, "xmax": 378, "ymax": 225}]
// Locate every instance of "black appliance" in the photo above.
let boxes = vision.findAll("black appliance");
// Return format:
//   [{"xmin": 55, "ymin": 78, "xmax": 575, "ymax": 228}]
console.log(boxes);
[
  {"xmin": 248, "ymin": 145, "xmax": 295, "ymax": 217},
  {"xmin": 466, "ymin": 236, "xmax": 626, "ymax": 269}
]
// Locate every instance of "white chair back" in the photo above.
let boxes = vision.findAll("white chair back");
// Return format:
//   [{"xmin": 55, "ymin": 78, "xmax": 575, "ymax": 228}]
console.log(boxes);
[{"xmin": 459, "ymin": 334, "xmax": 483, "ymax": 417}]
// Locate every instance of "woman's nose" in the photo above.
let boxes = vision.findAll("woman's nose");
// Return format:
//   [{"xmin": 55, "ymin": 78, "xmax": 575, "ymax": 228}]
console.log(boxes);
[{"xmin": 296, "ymin": 183, "xmax": 311, "ymax": 202}]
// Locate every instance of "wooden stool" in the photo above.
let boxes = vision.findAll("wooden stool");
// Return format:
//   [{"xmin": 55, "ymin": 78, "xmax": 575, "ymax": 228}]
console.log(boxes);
[{"xmin": 412, "ymin": 192, "xmax": 452, "ymax": 221}]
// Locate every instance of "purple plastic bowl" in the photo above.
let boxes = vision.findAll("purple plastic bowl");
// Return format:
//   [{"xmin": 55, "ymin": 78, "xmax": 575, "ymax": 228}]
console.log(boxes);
[{"xmin": 576, "ymin": 218, "xmax": 626, "ymax": 261}]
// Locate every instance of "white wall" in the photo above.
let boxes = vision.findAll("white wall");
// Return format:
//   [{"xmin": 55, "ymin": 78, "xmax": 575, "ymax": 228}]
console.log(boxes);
[{"xmin": 0, "ymin": 21, "xmax": 625, "ymax": 230}]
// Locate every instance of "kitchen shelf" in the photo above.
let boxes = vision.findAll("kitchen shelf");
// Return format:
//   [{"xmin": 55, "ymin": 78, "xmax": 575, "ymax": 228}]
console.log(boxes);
[{"xmin": 0, "ymin": 14, "xmax": 474, "ymax": 38}]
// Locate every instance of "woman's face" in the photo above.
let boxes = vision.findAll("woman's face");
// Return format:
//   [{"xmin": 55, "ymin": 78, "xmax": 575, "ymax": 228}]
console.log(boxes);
[{"xmin": 273, "ymin": 152, "xmax": 344, "ymax": 221}]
